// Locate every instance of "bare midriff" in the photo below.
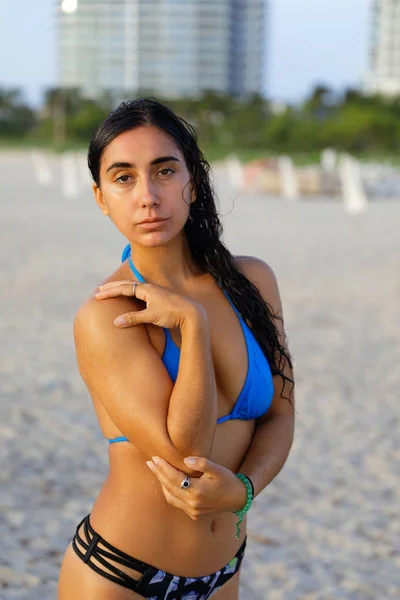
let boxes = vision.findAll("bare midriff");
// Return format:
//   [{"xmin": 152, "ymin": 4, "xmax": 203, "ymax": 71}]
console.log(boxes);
[{"xmin": 89, "ymin": 417, "xmax": 255, "ymax": 578}]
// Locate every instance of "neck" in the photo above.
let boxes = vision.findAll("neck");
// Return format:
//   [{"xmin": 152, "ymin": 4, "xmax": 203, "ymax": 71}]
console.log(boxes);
[{"xmin": 128, "ymin": 234, "xmax": 201, "ymax": 289}]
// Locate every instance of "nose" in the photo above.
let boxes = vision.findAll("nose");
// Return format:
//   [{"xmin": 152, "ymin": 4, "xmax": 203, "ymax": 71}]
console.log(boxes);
[{"xmin": 136, "ymin": 175, "xmax": 160, "ymax": 209}]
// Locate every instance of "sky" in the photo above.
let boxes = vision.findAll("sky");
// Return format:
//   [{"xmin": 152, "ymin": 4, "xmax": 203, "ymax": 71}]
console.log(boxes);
[{"xmin": 0, "ymin": 0, "xmax": 372, "ymax": 106}]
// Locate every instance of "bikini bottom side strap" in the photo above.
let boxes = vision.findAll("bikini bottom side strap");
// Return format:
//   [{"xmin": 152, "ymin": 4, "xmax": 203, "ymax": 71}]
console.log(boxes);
[{"xmin": 72, "ymin": 514, "xmax": 152, "ymax": 592}]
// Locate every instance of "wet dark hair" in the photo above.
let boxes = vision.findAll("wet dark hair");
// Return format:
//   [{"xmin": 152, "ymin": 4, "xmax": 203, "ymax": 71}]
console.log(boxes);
[{"xmin": 88, "ymin": 98, "xmax": 294, "ymax": 404}]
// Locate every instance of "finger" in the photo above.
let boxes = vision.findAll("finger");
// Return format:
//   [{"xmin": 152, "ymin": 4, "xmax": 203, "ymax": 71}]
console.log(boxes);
[
  {"xmin": 147, "ymin": 459, "xmax": 201, "ymax": 503},
  {"xmin": 147, "ymin": 467, "xmax": 189, "ymax": 511},
  {"xmin": 151, "ymin": 456, "xmax": 186, "ymax": 485},
  {"xmin": 160, "ymin": 486, "xmax": 201, "ymax": 520},
  {"xmin": 148, "ymin": 463, "xmax": 213, "ymax": 519},
  {"xmin": 183, "ymin": 456, "xmax": 216, "ymax": 474},
  {"xmin": 148, "ymin": 466, "xmax": 177, "ymax": 499},
  {"xmin": 151, "ymin": 455, "xmax": 203, "ymax": 478},
  {"xmin": 95, "ymin": 282, "xmax": 141, "ymax": 299},
  {"xmin": 98, "ymin": 280, "xmax": 133, "ymax": 289},
  {"xmin": 147, "ymin": 458, "xmax": 187, "ymax": 494},
  {"xmin": 147, "ymin": 465, "xmax": 187, "ymax": 508},
  {"xmin": 114, "ymin": 309, "xmax": 152, "ymax": 328},
  {"xmin": 130, "ymin": 282, "xmax": 152, "ymax": 303},
  {"xmin": 151, "ymin": 456, "xmax": 205, "ymax": 489},
  {"xmin": 97, "ymin": 280, "xmax": 139, "ymax": 291}
]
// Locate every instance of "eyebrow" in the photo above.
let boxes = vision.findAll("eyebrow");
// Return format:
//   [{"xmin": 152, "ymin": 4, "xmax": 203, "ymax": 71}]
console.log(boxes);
[{"xmin": 106, "ymin": 156, "xmax": 180, "ymax": 173}]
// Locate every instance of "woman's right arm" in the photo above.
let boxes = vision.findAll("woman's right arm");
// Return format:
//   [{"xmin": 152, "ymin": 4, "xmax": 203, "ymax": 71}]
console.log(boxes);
[{"xmin": 74, "ymin": 292, "xmax": 217, "ymax": 473}]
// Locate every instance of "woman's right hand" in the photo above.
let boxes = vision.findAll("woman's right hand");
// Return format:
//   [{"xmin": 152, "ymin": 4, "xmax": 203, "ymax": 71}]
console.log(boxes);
[{"xmin": 95, "ymin": 280, "xmax": 206, "ymax": 330}]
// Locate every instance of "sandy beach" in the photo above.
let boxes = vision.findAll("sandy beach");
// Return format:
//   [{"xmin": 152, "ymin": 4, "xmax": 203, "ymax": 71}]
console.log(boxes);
[{"xmin": 0, "ymin": 151, "xmax": 399, "ymax": 599}]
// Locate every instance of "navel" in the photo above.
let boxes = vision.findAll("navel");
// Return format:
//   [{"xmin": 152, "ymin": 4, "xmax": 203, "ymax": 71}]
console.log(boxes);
[{"xmin": 210, "ymin": 519, "xmax": 216, "ymax": 533}]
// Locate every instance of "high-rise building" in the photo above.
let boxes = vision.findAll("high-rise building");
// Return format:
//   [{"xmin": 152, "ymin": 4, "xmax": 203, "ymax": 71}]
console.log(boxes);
[
  {"xmin": 57, "ymin": 0, "xmax": 266, "ymax": 99},
  {"xmin": 364, "ymin": 0, "xmax": 400, "ymax": 95}
]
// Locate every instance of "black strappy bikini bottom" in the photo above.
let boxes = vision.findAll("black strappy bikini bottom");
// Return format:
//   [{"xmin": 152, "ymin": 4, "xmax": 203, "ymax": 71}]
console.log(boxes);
[{"xmin": 72, "ymin": 514, "xmax": 246, "ymax": 599}]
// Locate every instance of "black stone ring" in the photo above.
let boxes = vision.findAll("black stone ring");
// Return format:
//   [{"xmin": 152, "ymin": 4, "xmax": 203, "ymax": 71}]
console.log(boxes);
[{"xmin": 180, "ymin": 475, "xmax": 191, "ymax": 490}]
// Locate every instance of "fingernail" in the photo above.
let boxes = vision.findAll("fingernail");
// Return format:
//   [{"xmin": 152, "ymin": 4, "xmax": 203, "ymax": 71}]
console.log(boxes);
[
  {"xmin": 152, "ymin": 456, "xmax": 160, "ymax": 465},
  {"xmin": 114, "ymin": 316, "xmax": 126, "ymax": 327},
  {"xmin": 146, "ymin": 461, "xmax": 154, "ymax": 470},
  {"xmin": 184, "ymin": 457, "xmax": 196, "ymax": 466}
]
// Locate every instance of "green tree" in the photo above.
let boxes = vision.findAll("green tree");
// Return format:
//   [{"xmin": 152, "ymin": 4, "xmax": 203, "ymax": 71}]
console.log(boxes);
[{"xmin": 0, "ymin": 88, "xmax": 36, "ymax": 137}]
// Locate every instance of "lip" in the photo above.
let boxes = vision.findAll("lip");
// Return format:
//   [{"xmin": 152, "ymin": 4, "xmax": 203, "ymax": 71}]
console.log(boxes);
[{"xmin": 137, "ymin": 217, "xmax": 169, "ymax": 230}]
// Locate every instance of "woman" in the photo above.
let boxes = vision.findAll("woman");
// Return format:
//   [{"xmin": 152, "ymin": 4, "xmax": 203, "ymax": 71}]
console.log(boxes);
[{"xmin": 58, "ymin": 98, "xmax": 295, "ymax": 600}]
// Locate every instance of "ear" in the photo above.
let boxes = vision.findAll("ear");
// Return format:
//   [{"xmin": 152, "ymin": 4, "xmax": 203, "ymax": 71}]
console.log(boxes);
[
  {"xmin": 93, "ymin": 183, "xmax": 110, "ymax": 216},
  {"xmin": 190, "ymin": 180, "xmax": 196, "ymax": 204}
]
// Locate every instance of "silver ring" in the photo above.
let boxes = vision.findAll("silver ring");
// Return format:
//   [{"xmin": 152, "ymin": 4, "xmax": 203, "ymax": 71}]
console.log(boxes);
[
  {"xmin": 180, "ymin": 475, "xmax": 191, "ymax": 490},
  {"xmin": 132, "ymin": 282, "xmax": 137, "ymax": 297}
]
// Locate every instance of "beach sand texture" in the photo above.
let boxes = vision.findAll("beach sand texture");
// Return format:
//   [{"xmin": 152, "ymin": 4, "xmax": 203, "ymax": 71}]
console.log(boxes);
[{"xmin": 0, "ymin": 153, "xmax": 399, "ymax": 599}]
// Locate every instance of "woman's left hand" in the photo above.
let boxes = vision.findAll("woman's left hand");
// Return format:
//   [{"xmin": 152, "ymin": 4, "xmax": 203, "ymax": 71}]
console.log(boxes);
[{"xmin": 146, "ymin": 456, "xmax": 248, "ymax": 520}]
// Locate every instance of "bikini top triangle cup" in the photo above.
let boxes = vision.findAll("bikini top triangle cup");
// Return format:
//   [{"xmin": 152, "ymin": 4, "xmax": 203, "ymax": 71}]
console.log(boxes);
[{"xmin": 108, "ymin": 245, "xmax": 274, "ymax": 444}]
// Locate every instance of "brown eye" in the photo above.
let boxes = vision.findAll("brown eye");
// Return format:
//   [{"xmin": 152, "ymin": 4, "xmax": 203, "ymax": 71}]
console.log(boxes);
[
  {"xmin": 115, "ymin": 175, "xmax": 131, "ymax": 184},
  {"xmin": 158, "ymin": 168, "xmax": 174, "ymax": 177}
]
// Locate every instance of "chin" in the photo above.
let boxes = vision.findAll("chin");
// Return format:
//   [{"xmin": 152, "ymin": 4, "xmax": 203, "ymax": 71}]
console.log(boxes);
[
  {"xmin": 137, "ymin": 232, "xmax": 176, "ymax": 247},
  {"xmin": 134, "ymin": 220, "xmax": 188, "ymax": 248}
]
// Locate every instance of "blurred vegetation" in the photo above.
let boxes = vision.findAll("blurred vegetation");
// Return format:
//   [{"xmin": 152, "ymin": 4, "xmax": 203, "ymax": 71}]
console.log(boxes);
[{"xmin": 1, "ymin": 84, "xmax": 400, "ymax": 162}]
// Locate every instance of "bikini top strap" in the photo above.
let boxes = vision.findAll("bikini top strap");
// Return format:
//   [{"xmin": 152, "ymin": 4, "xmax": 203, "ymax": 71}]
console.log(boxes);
[
  {"xmin": 123, "ymin": 244, "xmax": 147, "ymax": 284},
  {"xmin": 121, "ymin": 244, "xmax": 131, "ymax": 262},
  {"xmin": 128, "ymin": 257, "xmax": 146, "ymax": 283}
]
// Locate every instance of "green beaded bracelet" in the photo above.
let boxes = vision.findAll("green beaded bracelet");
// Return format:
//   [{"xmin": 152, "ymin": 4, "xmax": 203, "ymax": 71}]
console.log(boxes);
[{"xmin": 233, "ymin": 473, "xmax": 254, "ymax": 540}]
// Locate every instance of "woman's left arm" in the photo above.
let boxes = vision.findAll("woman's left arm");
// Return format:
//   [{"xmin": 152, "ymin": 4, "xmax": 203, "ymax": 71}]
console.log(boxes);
[
  {"xmin": 146, "ymin": 258, "xmax": 295, "ymax": 518},
  {"xmin": 236, "ymin": 256, "xmax": 295, "ymax": 496}
]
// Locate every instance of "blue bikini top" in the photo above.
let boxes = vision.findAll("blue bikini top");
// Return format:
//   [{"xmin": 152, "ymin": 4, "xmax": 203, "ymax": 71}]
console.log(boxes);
[{"xmin": 108, "ymin": 245, "xmax": 274, "ymax": 444}]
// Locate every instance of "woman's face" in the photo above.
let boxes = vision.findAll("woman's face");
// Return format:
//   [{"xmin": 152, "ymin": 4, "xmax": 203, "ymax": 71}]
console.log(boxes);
[{"xmin": 94, "ymin": 125, "xmax": 194, "ymax": 247}]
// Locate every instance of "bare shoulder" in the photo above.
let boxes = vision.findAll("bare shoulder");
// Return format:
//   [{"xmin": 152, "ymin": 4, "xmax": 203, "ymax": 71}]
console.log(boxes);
[
  {"xmin": 74, "ymin": 294, "xmax": 145, "ymax": 346},
  {"xmin": 235, "ymin": 255, "xmax": 277, "ymax": 284},
  {"xmin": 234, "ymin": 255, "xmax": 282, "ymax": 314},
  {"xmin": 73, "ymin": 269, "xmax": 148, "ymax": 376},
  {"xmin": 74, "ymin": 262, "xmax": 140, "ymax": 338}
]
